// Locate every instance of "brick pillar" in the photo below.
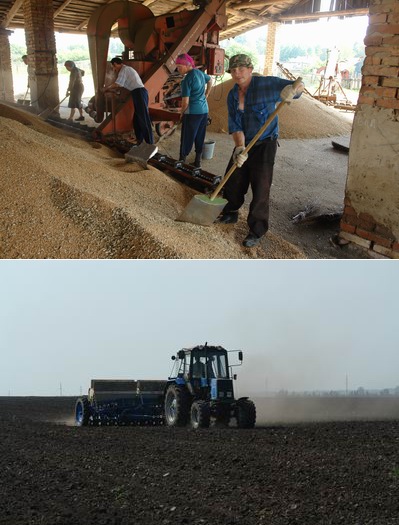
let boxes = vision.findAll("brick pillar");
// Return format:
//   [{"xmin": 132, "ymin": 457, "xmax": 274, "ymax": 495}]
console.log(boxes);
[
  {"xmin": 263, "ymin": 22, "xmax": 281, "ymax": 76},
  {"xmin": 23, "ymin": 0, "xmax": 59, "ymax": 112},
  {"xmin": 0, "ymin": 28, "xmax": 14, "ymax": 102},
  {"xmin": 340, "ymin": 0, "xmax": 399, "ymax": 259}
]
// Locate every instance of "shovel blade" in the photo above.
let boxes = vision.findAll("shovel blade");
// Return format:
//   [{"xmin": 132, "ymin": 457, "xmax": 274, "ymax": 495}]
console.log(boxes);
[
  {"xmin": 125, "ymin": 143, "xmax": 158, "ymax": 169},
  {"xmin": 176, "ymin": 194, "xmax": 227, "ymax": 226}
]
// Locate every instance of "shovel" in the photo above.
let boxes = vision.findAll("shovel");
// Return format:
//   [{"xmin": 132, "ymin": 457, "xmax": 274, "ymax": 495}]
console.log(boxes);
[
  {"xmin": 17, "ymin": 87, "xmax": 30, "ymax": 105},
  {"xmin": 38, "ymin": 95, "xmax": 68, "ymax": 119},
  {"xmin": 125, "ymin": 121, "xmax": 180, "ymax": 168},
  {"xmin": 176, "ymin": 77, "xmax": 303, "ymax": 226},
  {"xmin": 125, "ymin": 142, "xmax": 159, "ymax": 169}
]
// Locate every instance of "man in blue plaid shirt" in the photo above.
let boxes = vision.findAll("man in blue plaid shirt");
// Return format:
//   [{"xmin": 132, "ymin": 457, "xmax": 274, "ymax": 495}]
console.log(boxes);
[{"xmin": 217, "ymin": 54, "xmax": 304, "ymax": 248}]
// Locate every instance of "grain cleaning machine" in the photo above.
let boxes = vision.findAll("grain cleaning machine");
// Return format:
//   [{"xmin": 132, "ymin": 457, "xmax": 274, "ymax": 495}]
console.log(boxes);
[
  {"xmin": 75, "ymin": 344, "xmax": 256, "ymax": 429},
  {"xmin": 85, "ymin": 0, "xmax": 227, "ymax": 190}
]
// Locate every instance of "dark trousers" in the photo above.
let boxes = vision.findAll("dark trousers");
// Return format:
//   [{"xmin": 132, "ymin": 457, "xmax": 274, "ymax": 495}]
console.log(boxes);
[
  {"xmin": 223, "ymin": 139, "xmax": 278, "ymax": 238},
  {"xmin": 179, "ymin": 113, "xmax": 208, "ymax": 159},
  {"xmin": 131, "ymin": 87, "xmax": 154, "ymax": 144}
]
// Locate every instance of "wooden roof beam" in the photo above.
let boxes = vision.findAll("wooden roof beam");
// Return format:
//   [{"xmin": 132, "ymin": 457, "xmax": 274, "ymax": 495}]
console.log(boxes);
[
  {"xmin": 1, "ymin": 0, "xmax": 24, "ymax": 29},
  {"xmin": 221, "ymin": 17, "xmax": 258, "ymax": 34},
  {"xmin": 54, "ymin": 0, "xmax": 75, "ymax": 19},
  {"xmin": 75, "ymin": 0, "xmax": 118, "ymax": 32},
  {"xmin": 277, "ymin": 7, "xmax": 369, "ymax": 21},
  {"xmin": 227, "ymin": 7, "xmax": 270, "ymax": 22},
  {"xmin": 230, "ymin": 0, "xmax": 280, "ymax": 8},
  {"xmin": 143, "ymin": 0, "xmax": 189, "ymax": 4},
  {"xmin": 167, "ymin": 3, "xmax": 192, "ymax": 13}
]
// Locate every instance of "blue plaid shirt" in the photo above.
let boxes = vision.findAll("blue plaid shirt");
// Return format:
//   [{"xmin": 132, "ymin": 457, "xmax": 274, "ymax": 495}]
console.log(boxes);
[{"xmin": 227, "ymin": 76, "xmax": 296, "ymax": 144}]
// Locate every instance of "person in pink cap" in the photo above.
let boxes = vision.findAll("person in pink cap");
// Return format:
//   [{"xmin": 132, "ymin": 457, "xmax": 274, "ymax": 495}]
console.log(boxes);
[{"xmin": 175, "ymin": 53, "xmax": 213, "ymax": 168}]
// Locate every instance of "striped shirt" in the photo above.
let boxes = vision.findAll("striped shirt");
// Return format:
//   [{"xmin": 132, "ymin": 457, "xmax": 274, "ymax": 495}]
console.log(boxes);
[
  {"xmin": 115, "ymin": 64, "xmax": 144, "ymax": 91},
  {"xmin": 227, "ymin": 75, "xmax": 297, "ymax": 144}
]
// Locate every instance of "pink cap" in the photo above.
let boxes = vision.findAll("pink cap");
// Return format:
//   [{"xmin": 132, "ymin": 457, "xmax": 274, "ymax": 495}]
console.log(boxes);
[{"xmin": 175, "ymin": 54, "xmax": 195, "ymax": 67}]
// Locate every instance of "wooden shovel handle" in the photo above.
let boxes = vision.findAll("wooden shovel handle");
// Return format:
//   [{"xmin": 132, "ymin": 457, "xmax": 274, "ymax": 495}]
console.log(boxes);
[
  {"xmin": 209, "ymin": 77, "xmax": 303, "ymax": 201},
  {"xmin": 38, "ymin": 95, "xmax": 69, "ymax": 117}
]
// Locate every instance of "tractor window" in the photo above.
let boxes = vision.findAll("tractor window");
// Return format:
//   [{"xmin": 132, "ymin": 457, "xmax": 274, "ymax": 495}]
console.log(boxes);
[
  {"xmin": 190, "ymin": 352, "xmax": 229, "ymax": 378},
  {"xmin": 190, "ymin": 350, "xmax": 229, "ymax": 378},
  {"xmin": 212, "ymin": 354, "xmax": 228, "ymax": 378},
  {"xmin": 207, "ymin": 357, "xmax": 216, "ymax": 378},
  {"xmin": 171, "ymin": 354, "xmax": 190, "ymax": 378},
  {"xmin": 182, "ymin": 355, "xmax": 190, "ymax": 377}
]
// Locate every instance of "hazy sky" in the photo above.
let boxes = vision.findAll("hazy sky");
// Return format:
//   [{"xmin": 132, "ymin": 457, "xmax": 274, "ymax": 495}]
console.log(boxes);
[
  {"xmin": 1, "ymin": 260, "xmax": 397, "ymax": 397},
  {"xmin": 277, "ymin": 16, "xmax": 368, "ymax": 50}
]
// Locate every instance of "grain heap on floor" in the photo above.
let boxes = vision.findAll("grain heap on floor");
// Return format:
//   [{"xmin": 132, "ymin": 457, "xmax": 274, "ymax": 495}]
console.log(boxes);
[
  {"xmin": 0, "ymin": 103, "xmax": 305, "ymax": 259},
  {"xmin": 208, "ymin": 78, "xmax": 352, "ymax": 138}
]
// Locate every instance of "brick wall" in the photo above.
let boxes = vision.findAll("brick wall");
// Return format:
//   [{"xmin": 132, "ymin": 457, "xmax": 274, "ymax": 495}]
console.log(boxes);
[
  {"xmin": 340, "ymin": 0, "xmax": 399, "ymax": 259},
  {"xmin": 340, "ymin": 199, "xmax": 398, "ymax": 258},
  {"xmin": 22, "ymin": 0, "xmax": 59, "ymax": 111},
  {"xmin": 263, "ymin": 22, "xmax": 281, "ymax": 76},
  {"xmin": 0, "ymin": 28, "xmax": 14, "ymax": 102},
  {"xmin": 359, "ymin": 1, "xmax": 399, "ymax": 109}
]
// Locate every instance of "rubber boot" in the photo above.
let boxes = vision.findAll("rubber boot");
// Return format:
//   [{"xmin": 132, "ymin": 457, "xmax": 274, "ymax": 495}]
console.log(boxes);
[{"xmin": 194, "ymin": 152, "xmax": 201, "ymax": 168}]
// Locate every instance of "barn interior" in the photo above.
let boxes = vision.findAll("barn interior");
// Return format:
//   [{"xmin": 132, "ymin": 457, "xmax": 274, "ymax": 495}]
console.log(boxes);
[{"xmin": 0, "ymin": 0, "xmax": 398, "ymax": 259}]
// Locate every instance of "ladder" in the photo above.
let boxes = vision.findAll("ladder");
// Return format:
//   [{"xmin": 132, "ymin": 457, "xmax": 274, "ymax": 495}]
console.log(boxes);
[{"xmin": 276, "ymin": 63, "xmax": 313, "ymax": 97}]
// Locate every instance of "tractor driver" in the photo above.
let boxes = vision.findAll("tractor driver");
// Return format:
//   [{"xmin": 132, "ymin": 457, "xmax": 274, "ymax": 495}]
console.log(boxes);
[{"xmin": 192, "ymin": 355, "xmax": 206, "ymax": 378}]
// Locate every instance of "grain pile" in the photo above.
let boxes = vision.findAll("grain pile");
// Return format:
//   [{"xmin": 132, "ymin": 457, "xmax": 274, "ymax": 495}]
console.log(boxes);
[
  {"xmin": 0, "ymin": 103, "xmax": 305, "ymax": 259},
  {"xmin": 208, "ymin": 78, "xmax": 352, "ymax": 138}
]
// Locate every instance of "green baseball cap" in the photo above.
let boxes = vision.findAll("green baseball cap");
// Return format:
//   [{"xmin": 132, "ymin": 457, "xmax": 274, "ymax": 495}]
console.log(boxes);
[{"xmin": 227, "ymin": 54, "xmax": 253, "ymax": 72}]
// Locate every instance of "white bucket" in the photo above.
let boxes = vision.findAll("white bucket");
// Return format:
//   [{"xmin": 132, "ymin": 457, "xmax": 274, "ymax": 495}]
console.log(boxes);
[{"xmin": 202, "ymin": 140, "xmax": 215, "ymax": 160}]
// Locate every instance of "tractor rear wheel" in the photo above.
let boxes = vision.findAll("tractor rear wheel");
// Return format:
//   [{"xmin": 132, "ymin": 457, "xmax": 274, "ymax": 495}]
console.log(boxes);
[
  {"xmin": 236, "ymin": 399, "xmax": 256, "ymax": 429},
  {"xmin": 164, "ymin": 385, "xmax": 190, "ymax": 427},
  {"xmin": 75, "ymin": 397, "xmax": 90, "ymax": 426},
  {"xmin": 190, "ymin": 400, "xmax": 210, "ymax": 429}
]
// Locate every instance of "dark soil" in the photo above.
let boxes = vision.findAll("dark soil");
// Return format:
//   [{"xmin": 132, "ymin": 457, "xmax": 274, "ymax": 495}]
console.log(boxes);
[{"xmin": 1, "ymin": 397, "xmax": 399, "ymax": 525}]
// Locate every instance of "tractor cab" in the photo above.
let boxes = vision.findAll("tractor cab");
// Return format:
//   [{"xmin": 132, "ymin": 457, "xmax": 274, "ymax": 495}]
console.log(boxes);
[{"xmin": 170, "ymin": 345, "xmax": 230, "ymax": 383}]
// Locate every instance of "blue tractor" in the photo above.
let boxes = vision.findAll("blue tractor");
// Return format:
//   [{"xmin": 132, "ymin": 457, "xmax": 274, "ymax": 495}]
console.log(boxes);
[
  {"xmin": 75, "ymin": 344, "xmax": 256, "ymax": 429},
  {"xmin": 164, "ymin": 344, "xmax": 256, "ymax": 429}
]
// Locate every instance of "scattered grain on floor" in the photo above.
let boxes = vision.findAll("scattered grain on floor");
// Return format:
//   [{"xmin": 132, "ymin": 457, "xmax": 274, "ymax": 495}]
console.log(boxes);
[{"xmin": 0, "ymin": 103, "xmax": 304, "ymax": 259}]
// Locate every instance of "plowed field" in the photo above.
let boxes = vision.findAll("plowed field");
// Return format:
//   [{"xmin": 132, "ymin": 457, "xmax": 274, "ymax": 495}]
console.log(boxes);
[{"xmin": 1, "ymin": 397, "xmax": 398, "ymax": 525}]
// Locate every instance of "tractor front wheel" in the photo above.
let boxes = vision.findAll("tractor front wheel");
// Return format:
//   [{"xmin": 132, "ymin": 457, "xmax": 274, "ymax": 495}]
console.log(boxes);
[
  {"xmin": 164, "ymin": 385, "xmax": 190, "ymax": 427},
  {"xmin": 236, "ymin": 399, "xmax": 256, "ymax": 429},
  {"xmin": 75, "ymin": 397, "xmax": 90, "ymax": 426},
  {"xmin": 191, "ymin": 400, "xmax": 210, "ymax": 429}
]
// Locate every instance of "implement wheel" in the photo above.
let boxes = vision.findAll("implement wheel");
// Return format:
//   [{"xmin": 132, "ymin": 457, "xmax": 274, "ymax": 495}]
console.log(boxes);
[
  {"xmin": 155, "ymin": 121, "xmax": 176, "ymax": 137},
  {"xmin": 191, "ymin": 400, "xmax": 210, "ymax": 429},
  {"xmin": 236, "ymin": 399, "xmax": 256, "ymax": 429},
  {"xmin": 164, "ymin": 385, "xmax": 190, "ymax": 427},
  {"xmin": 75, "ymin": 397, "xmax": 90, "ymax": 426}
]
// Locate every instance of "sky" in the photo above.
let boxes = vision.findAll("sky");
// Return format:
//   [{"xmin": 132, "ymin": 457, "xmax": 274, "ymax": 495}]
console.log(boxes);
[
  {"xmin": 276, "ymin": 15, "xmax": 368, "ymax": 50},
  {"xmin": 1, "ymin": 260, "xmax": 398, "ymax": 397}
]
